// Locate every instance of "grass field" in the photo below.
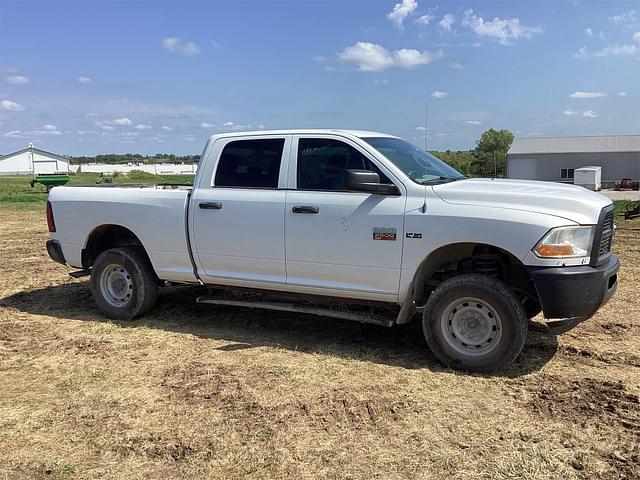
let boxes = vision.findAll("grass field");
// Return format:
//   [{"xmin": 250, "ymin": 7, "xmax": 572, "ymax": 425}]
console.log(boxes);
[
  {"xmin": 0, "ymin": 173, "xmax": 195, "ymax": 208},
  {"xmin": 0, "ymin": 179, "xmax": 639, "ymax": 479}
]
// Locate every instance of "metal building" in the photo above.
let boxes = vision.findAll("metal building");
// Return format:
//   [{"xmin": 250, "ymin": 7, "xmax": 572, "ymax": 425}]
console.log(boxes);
[
  {"xmin": 506, "ymin": 135, "xmax": 640, "ymax": 186},
  {"xmin": 0, "ymin": 143, "xmax": 69, "ymax": 176}
]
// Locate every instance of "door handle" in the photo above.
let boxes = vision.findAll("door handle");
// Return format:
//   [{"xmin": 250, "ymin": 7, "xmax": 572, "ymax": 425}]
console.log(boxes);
[
  {"xmin": 292, "ymin": 205, "xmax": 319, "ymax": 214},
  {"xmin": 199, "ymin": 201, "xmax": 223, "ymax": 210}
]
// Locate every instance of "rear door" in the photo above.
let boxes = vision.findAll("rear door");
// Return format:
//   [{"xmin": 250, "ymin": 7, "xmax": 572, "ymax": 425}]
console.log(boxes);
[
  {"xmin": 284, "ymin": 135, "xmax": 406, "ymax": 300},
  {"xmin": 191, "ymin": 136, "xmax": 291, "ymax": 285}
]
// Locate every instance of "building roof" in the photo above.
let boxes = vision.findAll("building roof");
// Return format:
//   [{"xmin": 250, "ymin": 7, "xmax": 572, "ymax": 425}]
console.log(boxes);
[
  {"xmin": 508, "ymin": 135, "xmax": 640, "ymax": 155},
  {"xmin": 0, "ymin": 144, "xmax": 68, "ymax": 162}
]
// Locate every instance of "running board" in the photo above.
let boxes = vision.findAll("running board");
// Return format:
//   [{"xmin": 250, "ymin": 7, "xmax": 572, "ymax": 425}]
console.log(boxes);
[{"xmin": 196, "ymin": 291, "xmax": 396, "ymax": 327}]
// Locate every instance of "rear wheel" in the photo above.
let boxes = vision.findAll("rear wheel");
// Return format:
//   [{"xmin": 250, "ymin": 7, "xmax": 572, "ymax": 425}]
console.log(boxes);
[
  {"xmin": 90, "ymin": 247, "xmax": 158, "ymax": 320},
  {"xmin": 422, "ymin": 274, "xmax": 527, "ymax": 372}
]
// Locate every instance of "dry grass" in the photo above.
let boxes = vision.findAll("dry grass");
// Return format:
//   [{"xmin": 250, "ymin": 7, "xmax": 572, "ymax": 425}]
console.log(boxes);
[{"xmin": 0, "ymin": 207, "xmax": 638, "ymax": 480}]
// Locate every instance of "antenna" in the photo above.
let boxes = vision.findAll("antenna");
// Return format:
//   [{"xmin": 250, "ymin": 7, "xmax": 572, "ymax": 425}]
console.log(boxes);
[
  {"xmin": 421, "ymin": 96, "xmax": 428, "ymax": 213},
  {"xmin": 424, "ymin": 97, "xmax": 428, "ymax": 153}
]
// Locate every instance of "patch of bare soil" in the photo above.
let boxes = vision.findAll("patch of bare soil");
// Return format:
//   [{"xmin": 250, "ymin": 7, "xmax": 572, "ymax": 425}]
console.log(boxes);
[{"xmin": 1, "ymin": 208, "xmax": 639, "ymax": 480}]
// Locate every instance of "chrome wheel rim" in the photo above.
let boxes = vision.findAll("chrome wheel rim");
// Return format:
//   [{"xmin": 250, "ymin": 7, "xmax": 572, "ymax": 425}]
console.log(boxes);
[
  {"xmin": 99, "ymin": 264, "xmax": 133, "ymax": 308},
  {"xmin": 441, "ymin": 297, "xmax": 502, "ymax": 356}
]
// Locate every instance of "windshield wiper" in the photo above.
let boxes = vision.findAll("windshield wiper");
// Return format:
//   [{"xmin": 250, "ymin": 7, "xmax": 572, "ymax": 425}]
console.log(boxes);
[{"xmin": 418, "ymin": 176, "xmax": 466, "ymax": 185}]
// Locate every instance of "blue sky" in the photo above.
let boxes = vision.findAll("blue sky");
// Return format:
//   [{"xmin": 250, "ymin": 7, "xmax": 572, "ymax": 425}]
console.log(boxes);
[{"xmin": 0, "ymin": 0, "xmax": 639, "ymax": 155}]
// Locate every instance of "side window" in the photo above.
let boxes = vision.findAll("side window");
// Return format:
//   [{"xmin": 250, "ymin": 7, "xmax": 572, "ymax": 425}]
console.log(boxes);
[
  {"xmin": 297, "ymin": 138, "xmax": 391, "ymax": 191},
  {"xmin": 214, "ymin": 138, "xmax": 285, "ymax": 188},
  {"xmin": 561, "ymin": 168, "xmax": 567, "ymax": 179}
]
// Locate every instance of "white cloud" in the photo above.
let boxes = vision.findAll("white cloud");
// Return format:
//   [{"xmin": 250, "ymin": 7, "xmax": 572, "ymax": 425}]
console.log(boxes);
[
  {"xmin": 387, "ymin": 0, "xmax": 417, "ymax": 29},
  {"xmin": 112, "ymin": 117, "xmax": 132, "ymax": 125},
  {"xmin": 162, "ymin": 37, "xmax": 201, "ymax": 56},
  {"xmin": 99, "ymin": 125, "xmax": 115, "ymax": 131},
  {"xmin": 415, "ymin": 14, "xmax": 433, "ymax": 25},
  {"xmin": 211, "ymin": 39, "xmax": 221, "ymax": 49},
  {"xmin": 223, "ymin": 121, "xmax": 235, "ymax": 127},
  {"xmin": 569, "ymin": 91, "xmax": 606, "ymax": 98},
  {"xmin": 312, "ymin": 55, "xmax": 326, "ymax": 63},
  {"xmin": 462, "ymin": 9, "xmax": 542, "ymax": 45},
  {"xmin": 634, "ymin": 32, "xmax": 640, "ymax": 43},
  {"xmin": 431, "ymin": 90, "xmax": 448, "ymax": 98},
  {"xmin": 134, "ymin": 123, "xmax": 152, "ymax": 130},
  {"xmin": 449, "ymin": 61, "xmax": 465, "ymax": 70},
  {"xmin": 42, "ymin": 124, "xmax": 57, "ymax": 131},
  {"xmin": 465, "ymin": 120, "xmax": 482, "ymax": 125},
  {"xmin": 439, "ymin": 14, "xmax": 455, "ymax": 31},
  {"xmin": 338, "ymin": 42, "xmax": 443, "ymax": 71},
  {"xmin": 609, "ymin": 10, "xmax": 637, "ymax": 24},
  {"xmin": 415, "ymin": 125, "xmax": 426, "ymax": 131},
  {"xmin": 77, "ymin": 76, "xmax": 93, "ymax": 84},
  {"xmin": 584, "ymin": 27, "xmax": 593, "ymax": 37},
  {"xmin": 3, "ymin": 130, "xmax": 22, "ymax": 137},
  {"xmin": 573, "ymin": 43, "xmax": 637, "ymax": 59},
  {"xmin": 0, "ymin": 99, "xmax": 24, "ymax": 111},
  {"xmin": 582, "ymin": 110, "xmax": 597, "ymax": 118},
  {"xmin": 161, "ymin": 125, "xmax": 174, "ymax": 130},
  {"xmin": 5, "ymin": 75, "xmax": 30, "ymax": 84},
  {"xmin": 563, "ymin": 109, "xmax": 579, "ymax": 116},
  {"xmin": 618, "ymin": 91, "xmax": 628, "ymax": 96},
  {"xmin": 200, "ymin": 122, "xmax": 215, "ymax": 128}
]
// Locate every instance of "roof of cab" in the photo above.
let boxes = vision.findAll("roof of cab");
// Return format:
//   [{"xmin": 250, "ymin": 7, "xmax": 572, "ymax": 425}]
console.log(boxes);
[{"xmin": 208, "ymin": 129, "xmax": 397, "ymax": 141}]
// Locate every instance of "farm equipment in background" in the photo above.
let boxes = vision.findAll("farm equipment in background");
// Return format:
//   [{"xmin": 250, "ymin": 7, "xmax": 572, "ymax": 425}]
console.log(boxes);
[
  {"xmin": 624, "ymin": 201, "xmax": 640, "ymax": 220},
  {"xmin": 614, "ymin": 178, "xmax": 640, "ymax": 191},
  {"xmin": 30, "ymin": 173, "xmax": 70, "ymax": 191}
]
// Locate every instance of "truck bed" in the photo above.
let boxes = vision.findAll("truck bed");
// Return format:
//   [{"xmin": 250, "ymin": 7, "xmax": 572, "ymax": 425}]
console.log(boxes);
[{"xmin": 48, "ymin": 185, "xmax": 197, "ymax": 282}]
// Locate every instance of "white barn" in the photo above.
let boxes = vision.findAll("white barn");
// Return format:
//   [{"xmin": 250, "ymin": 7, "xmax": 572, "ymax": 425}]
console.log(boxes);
[{"xmin": 0, "ymin": 144, "xmax": 70, "ymax": 176}]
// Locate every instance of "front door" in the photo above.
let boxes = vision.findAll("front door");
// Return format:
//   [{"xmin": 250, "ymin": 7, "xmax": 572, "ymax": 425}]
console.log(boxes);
[
  {"xmin": 285, "ymin": 136, "xmax": 405, "ymax": 299},
  {"xmin": 191, "ymin": 136, "xmax": 290, "ymax": 285}
]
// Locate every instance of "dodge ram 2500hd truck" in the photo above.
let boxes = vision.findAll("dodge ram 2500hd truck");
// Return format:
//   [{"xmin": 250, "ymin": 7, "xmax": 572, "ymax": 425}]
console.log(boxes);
[{"xmin": 46, "ymin": 130, "xmax": 619, "ymax": 371}]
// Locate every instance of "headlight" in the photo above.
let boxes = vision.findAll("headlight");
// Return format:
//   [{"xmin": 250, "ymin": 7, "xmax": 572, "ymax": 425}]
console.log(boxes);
[{"xmin": 533, "ymin": 226, "xmax": 595, "ymax": 258}]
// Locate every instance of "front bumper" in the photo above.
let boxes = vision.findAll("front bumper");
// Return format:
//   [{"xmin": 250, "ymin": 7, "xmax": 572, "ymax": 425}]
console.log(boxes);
[
  {"xmin": 528, "ymin": 254, "xmax": 619, "ymax": 331},
  {"xmin": 46, "ymin": 239, "xmax": 66, "ymax": 265}
]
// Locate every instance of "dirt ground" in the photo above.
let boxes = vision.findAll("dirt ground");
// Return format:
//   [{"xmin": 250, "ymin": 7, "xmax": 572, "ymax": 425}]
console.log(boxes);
[{"xmin": 0, "ymin": 208, "xmax": 638, "ymax": 480}]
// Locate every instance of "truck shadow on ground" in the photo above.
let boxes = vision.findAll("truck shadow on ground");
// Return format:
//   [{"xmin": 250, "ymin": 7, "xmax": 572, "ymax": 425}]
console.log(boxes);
[{"xmin": 1, "ymin": 281, "xmax": 558, "ymax": 376}]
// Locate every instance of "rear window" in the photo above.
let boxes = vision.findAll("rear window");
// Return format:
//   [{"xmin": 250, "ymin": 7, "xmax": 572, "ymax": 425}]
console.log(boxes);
[{"xmin": 214, "ymin": 139, "xmax": 285, "ymax": 188}]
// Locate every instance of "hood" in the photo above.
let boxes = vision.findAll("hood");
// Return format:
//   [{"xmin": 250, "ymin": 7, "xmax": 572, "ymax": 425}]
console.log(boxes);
[{"xmin": 432, "ymin": 178, "xmax": 611, "ymax": 224}]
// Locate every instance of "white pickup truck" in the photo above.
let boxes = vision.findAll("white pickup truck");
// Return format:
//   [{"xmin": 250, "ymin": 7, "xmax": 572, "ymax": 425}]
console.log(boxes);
[{"xmin": 46, "ymin": 130, "xmax": 619, "ymax": 371}]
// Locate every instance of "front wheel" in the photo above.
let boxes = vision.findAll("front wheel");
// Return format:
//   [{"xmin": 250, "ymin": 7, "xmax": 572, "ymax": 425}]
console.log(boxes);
[
  {"xmin": 422, "ymin": 274, "xmax": 527, "ymax": 372},
  {"xmin": 90, "ymin": 247, "xmax": 158, "ymax": 320}
]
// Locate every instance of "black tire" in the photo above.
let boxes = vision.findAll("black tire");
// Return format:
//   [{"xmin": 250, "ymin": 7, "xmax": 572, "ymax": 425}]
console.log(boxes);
[
  {"xmin": 422, "ymin": 274, "xmax": 527, "ymax": 372},
  {"xmin": 90, "ymin": 247, "xmax": 158, "ymax": 320}
]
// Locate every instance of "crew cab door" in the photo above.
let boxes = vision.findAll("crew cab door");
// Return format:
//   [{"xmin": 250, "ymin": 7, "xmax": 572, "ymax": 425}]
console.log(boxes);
[
  {"xmin": 190, "ymin": 135, "xmax": 291, "ymax": 285},
  {"xmin": 284, "ymin": 135, "xmax": 405, "ymax": 300}
]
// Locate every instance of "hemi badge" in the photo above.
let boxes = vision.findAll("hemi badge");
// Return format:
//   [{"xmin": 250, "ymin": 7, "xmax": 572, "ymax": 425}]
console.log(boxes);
[
  {"xmin": 406, "ymin": 232, "xmax": 422, "ymax": 239},
  {"xmin": 373, "ymin": 227, "xmax": 396, "ymax": 241}
]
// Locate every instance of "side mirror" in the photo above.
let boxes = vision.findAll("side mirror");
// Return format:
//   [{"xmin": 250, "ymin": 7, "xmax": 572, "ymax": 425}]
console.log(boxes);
[{"xmin": 346, "ymin": 169, "xmax": 400, "ymax": 195}]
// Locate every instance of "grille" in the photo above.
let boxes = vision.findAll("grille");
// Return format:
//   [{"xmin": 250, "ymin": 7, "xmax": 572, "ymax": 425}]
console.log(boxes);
[{"xmin": 598, "ymin": 211, "xmax": 614, "ymax": 256}]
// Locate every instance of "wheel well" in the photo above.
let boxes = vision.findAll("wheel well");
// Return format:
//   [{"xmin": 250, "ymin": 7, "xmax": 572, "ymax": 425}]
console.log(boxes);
[
  {"xmin": 82, "ymin": 225, "xmax": 146, "ymax": 269},
  {"xmin": 412, "ymin": 243, "xmax": 539, "ymax": 308}
]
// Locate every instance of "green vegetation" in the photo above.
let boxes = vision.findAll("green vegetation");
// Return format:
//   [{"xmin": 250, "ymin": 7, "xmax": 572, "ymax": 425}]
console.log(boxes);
[
  {"xmin": 613, "ymin": 200, "xmax": 635, "ymax": 217},
  {"xmin": 432, "ymin": 128, "xmax": 515, "ymax": 177},
  {"xmin": 0, "ymin": 172, "xmax": 195, "ymax": 209}
]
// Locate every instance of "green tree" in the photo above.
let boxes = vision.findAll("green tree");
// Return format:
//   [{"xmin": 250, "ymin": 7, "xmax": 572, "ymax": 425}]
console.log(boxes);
[{"xmin": 473, "ymin": 128, "xmax": 514, "ymax": 177}]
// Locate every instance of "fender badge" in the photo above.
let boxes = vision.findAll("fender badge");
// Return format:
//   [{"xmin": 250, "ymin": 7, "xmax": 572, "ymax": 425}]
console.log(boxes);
[
  {"xmin": 373, "ymin": 227, "xmax": 396, "ymax": 241},
  {"xmin": 406, "ymin": 232, "xmax": 422, "ymax": 239}
]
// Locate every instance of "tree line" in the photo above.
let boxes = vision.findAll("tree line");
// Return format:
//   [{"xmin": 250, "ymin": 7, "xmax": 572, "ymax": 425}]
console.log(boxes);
[
  {"xmin": 431, "ymin": 128, "xmax": 514, "ymax": 178},
  {"xmin": 70, "ymin": 153, "xmax": 200, "ymax": 165}
]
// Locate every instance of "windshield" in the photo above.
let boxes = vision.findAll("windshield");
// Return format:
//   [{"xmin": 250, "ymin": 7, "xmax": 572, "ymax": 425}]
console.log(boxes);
[{"xmin": 363, "ymin": 137, "xmax": 465, "ymax": 184}]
